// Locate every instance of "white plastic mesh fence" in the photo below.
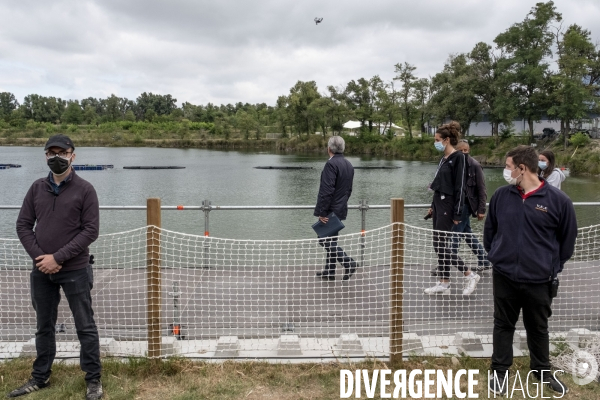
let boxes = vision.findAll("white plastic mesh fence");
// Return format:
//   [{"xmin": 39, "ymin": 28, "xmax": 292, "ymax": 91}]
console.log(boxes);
[{"xmin": 0, "ymin": 223, "xmax": 598, "ymax": 359}]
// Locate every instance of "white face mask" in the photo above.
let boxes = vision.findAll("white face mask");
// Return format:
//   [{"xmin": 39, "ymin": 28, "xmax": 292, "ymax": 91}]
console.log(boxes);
[{"xmin": 503, "ymin": 168, "xmax": 520, "ymax": 185}]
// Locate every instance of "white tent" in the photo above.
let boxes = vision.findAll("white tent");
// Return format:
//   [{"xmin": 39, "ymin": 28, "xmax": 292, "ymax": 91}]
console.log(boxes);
[{"xmin": 342, "ymin": 120, "xmax": 362, "ymax": 129}]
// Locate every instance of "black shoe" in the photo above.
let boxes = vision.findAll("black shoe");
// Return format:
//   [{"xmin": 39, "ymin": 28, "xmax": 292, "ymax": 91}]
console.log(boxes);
[
  {"xmin": 532, "ymin": 371, "xmax": 568, "ymax": 395},
  {"xmin": 86, "ymin": 379, "xmax": 104, "ymax": 400},
  {"xmin": 343, "ymin": 262, "xmax": 358, "ymax": 281},
  {"xmin": 488, "ymin": 371, "xmax": 508, "ymax": 396},
  {"xmin": 7, "ymin": 377, "xmax": 50, "ymax": 398},
  {"xmin": 430, "ymin": 268, "xmax": 439, "ymax": 277},
  {"xmin": 316, "ymin": 271, "xmax": 335, "ymax": 280}
]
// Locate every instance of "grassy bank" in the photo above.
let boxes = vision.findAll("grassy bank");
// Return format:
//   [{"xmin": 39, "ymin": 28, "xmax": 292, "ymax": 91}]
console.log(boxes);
[
  {"xmin": 1, "ymin": 356, "xmax": 598, "ymax": 399},
  {"xmin": 2, "ymin": 125, "xmax": 599, "ymax": 175}
]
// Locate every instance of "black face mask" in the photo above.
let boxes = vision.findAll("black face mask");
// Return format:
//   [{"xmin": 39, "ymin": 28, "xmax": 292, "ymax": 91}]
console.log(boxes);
[{"xmin": 47, "ymin": 157, "xmax": 70, "ymax": 175}]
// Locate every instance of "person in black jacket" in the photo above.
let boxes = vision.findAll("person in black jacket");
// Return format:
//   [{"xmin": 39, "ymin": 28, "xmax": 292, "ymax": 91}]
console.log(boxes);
[
  {"xmin": 451, "ymin": 140, "xmax": 490, "ymax": 270},
  {"xmin": 424, "ymin": 122, "xmax": 480, "ymax": 296},
  {"xmin": 314, "ymin": 136, "xmax": 357, "ymax": 281},
  {"xmin": 485, "ymin": 145, "xmax": 577, "ymax": 396},
  {"xmin": 11, "ymin": 135, "xmax": 104, "ymax": 400}
]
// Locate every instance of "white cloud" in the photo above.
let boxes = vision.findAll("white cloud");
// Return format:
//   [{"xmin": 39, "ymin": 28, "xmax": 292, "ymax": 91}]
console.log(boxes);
[{"xmin": 0, "ymin": 0, "xmax": 599, "ymax": 106}]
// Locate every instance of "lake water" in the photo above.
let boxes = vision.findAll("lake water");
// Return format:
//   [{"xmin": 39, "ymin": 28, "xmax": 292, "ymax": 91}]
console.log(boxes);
[{"xmin": 1, "ymin": 147, "xmax": 599, "ymax": 239}]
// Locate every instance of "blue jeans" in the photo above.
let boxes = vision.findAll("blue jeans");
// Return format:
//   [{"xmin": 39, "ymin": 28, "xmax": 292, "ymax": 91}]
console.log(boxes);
[
  {"xmin": 30, "ymin": 265, "xmax": 101, "ymax": 382},
  {"xmin": 451, "ymin": 205, "xmax": 490, "ymax": 267},
  {"xmin": 318, "ymin": 230, "xmax": 355, "ymax": 275}
]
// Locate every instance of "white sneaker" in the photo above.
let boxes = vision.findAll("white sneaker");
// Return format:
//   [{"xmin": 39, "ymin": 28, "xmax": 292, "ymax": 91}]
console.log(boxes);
[
  {"xmin": 424, "ymin": 283, "xmax": 450, "ymax": 295},
  {"xmin": 462, "ymin": 273, "xmax": 480, "ymax": 295}
]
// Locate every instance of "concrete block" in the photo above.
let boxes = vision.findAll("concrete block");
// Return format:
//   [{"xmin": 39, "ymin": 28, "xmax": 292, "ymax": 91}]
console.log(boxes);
[
  {"xmin": 215, "ymin": 336, "xmax": 240, "ymax": 357},
  {"xmin": 513, "ymin": 331, "xmax": 528, "ymax": 351},
  {"xmin": 454, "ymin": 332, "xmax": 483, "ymax": 352},
  {"xmin": 567, "ymin": 329, "xmax": 597, "ymax": 349},
  {"xmin": 162, "ymin": 337, "xmax": 177, "ymax": 356},
  {"xmin": 100, "ymin": 338, "xmax": 115, "ymax": 357},
  {"xmin": 277, "ymin": 335, "xmax": 302, "ymax": 356},
  {"xmin": 21, "ymin": 339, "xmax": 36, "ymax": 357},
  {"xmin": 337, "ymin": 334, "xmax": 363, "ymax": 354},
  {"xmin": 402, "ymin": 333, "xmax": 423, "ymax": 353}
]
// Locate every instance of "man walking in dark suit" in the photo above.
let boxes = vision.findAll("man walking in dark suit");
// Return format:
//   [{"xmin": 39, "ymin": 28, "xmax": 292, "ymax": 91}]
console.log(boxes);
[{"xmin": 314, "ymin": 136, "xmax": 357, "ymax": 281}]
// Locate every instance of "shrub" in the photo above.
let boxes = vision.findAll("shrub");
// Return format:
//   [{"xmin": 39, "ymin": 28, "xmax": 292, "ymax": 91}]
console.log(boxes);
[{"xmin": 569, "ymin": 132, "xmax": 590, "ymax": 148}]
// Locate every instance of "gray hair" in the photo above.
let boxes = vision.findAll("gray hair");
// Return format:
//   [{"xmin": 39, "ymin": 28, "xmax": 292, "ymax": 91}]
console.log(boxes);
[{"xmin": 328, "ymin": 136, "xmax": 345, "ymax": 154}]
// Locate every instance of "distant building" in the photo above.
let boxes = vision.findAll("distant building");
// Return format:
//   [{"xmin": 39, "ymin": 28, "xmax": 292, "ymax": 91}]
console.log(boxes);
[{"xmin": 464, "ymin": 114, "xmax": 600, "ymax": 136}]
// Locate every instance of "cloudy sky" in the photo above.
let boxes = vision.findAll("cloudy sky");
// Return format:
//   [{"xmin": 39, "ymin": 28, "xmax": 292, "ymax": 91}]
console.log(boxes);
[{"xmin": 1, "ymin": 0, "xmax": 599, "ymax": 107}]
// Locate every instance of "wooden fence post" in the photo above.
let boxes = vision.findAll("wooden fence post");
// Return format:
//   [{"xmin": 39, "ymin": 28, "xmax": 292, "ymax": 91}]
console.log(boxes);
[
  {"xmin": 147, "ymin": 198, "xmax": 162, "ymax": 359},
  {"xmin": 390, "ymin": 198, "xmax": 405, "ymax": 363}
]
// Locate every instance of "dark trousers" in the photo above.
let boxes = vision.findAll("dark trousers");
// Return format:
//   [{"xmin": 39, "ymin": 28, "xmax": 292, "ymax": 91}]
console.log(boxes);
[
  {"xmin": 319, "ymin": 230, "xmax": 355, "ymax": 275},
  {"xmin": 30, "ymin": 265, "xmax": 101, "ymax": 382},
  {"xmin": 491, "ymin": 272, "xmax": 553, "ymax": 373},
  {"xmin": 451, "ymin": 204, "xmax": 490, "ymax": 267},
  {"xmin": 432, "ymin": 193, "xmax": 467, "ymax": 279}
]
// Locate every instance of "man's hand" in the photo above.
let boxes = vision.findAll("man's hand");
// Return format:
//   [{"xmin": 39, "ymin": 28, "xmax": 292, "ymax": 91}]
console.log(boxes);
[
  {"xmin": 35, "ymin": 254, "xmax": 61, "ymax": 274},
  {"xmin": 319, "ymin": 216, "xmax": 329, "ymax": 224},
  {"xmin": 453, "ymin": 220, "xmax": 460, "ymax": 225},
  {"xmin": 477, "ymin": 213, "xmax": 485, "ymax": 221}
]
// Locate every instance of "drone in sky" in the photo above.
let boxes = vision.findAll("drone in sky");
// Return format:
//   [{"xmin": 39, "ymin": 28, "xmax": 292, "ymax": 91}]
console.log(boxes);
[{"xmin": 314, "ymin": 17, "xmax": 323, "ymax": 25}]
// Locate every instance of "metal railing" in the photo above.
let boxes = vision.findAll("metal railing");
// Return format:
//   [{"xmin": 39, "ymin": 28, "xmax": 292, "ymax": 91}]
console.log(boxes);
[{"xmin": 2, "ymin": 201, "xmax": 599, "ymax": 237}]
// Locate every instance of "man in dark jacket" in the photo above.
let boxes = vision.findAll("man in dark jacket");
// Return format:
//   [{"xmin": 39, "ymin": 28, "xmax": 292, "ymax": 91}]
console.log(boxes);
[
  {"xmin": 484, "ymin": 145, "xmax": 577, "ymax": 396},
  {"xmin": 451, "ymin": 140, "xmax": 490, "ymax": 270},
  {"xmin": 11, "ymin": 135, "xmax": 103, "ymax": 400},
  {"xmin": 314, "ymin": 136, "xmax": 357, "ymax": 281}
]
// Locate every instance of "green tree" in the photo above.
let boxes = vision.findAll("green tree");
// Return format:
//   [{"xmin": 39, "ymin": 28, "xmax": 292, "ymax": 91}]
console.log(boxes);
[
  {"xmin": 308, "ymin": 97, "xmax": 336, "ymax": 136},
  {"xmin": 325, "ymin": 85, "xmax": 350, "ymax": 135},
  {"xmin": 549, "ymin": 24, "xmax": 597, "ymax": 149},
  {"xmin": 236, "ymin": 110, "xmax": 257, "ymax": 139},
  {"xmin": 412, "ymin": 78, "xmax": 432, "ymax": 135},
  {"xmin": 275, "ymin": 95, "xmax": 289, "ymax": 136},
  {"xmin": 429, "ymin": 54, "xmax": 481, "ymax": 134},
  {"xmin": 136, "ymin": 92, "xmax": 178, "ymax": 121},
  {"xmin": 344, "ymin": 78, "xmax": 376, "ymax": 132},
  {"xmin": 394, "ymin": 63, "xmax": 419, "ymax": 139},
  {"xmin": 288, "ymin": 80, "xmax": 321, "ymax": 135},
  {"xmin": 494, "ymin": 1, "xmax": 562, "ymax": 142},
  {"xmin": 124, "ymin": 110, "xmax": 136, "ymax": 122},
  {"xmin": 469, "ymin": 42, "xmax": 518, "ymax": 142},
  {"xmin": 22, "ymin": 94, "xmax": 66, "ymax": 123},
  {"xmin": 61, "ymin": 100, "xmax": 83, "ymax": 125},
  {"xmin": 0, "ymin": 92, "xmax": 19, "ymax": 122},
  {"xmin": 83, "ymin": 105, "xmax": 98, "ymax": 125}
]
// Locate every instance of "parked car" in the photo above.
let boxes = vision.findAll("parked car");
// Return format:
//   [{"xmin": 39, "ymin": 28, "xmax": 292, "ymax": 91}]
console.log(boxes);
[{"xmin": 539, "ymin": 127, "xmax": 558, "ymax": 140}]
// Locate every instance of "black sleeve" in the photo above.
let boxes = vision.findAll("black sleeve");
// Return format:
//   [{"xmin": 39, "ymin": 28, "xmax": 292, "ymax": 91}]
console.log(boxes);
[
  {"xmin": 556, "ymin": 197, "xmax": 578, "ymax": 273},
  {"xmin": 16, "ymin": 184, "xmax": 45, "ymax": 260},
  {"xmin": 475, "ymin": 163, "xmax": 487, "ymax": 215},
  {"xmin": 452, "ymin": 153, "xmax": 466, "ymax": 220},
  {"xmin": 483, "ymin": 192, "xmax": 498, "ymax": 252},
  {"xmin": 315, "ymin": 162, "xmax": 336, "ymax": 218}
]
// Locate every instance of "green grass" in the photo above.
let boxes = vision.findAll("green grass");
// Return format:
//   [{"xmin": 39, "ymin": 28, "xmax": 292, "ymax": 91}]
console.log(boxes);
[{"xmin": 1, "ymin": 356, "xmax": 599, "ymax": 399}]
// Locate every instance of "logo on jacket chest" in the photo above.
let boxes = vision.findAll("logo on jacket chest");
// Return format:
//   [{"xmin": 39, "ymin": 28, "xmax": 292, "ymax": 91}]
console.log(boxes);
[{"xmin": 535, "ymin": 204, "xmax": 548, "ymax": 212}]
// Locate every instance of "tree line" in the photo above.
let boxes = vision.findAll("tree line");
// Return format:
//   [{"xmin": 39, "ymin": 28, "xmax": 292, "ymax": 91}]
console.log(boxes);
[{"xmin": 1, "ymin": 1, "xmax": 598, "ymax": 145}]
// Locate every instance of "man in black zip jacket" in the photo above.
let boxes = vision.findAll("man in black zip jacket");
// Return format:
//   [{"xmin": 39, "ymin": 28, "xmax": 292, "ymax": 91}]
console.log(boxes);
[
  {"xmin": 484, "ymin": 145, "xmax": 577, "ymax": 396},
  {"xmin": 12, "ymin": 135, "xmax": 103, "ymax": 400},
  {"xmin": 451, "ymin": 140, "xmax": 490, "ymax": 270},
  {"xmin": 314, "ymin": 136, "xmax": 357, "ymax": 281}
]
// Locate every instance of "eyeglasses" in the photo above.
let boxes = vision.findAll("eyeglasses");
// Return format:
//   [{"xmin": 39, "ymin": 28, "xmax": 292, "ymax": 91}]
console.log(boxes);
[{"xmin": 45, "ymin": 151, "xmax": 73, "ymax": 160}]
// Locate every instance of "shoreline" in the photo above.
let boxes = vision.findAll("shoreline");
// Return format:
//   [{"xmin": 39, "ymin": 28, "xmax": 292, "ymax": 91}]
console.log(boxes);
[{"xmin": 1, "ymin": 136, "xmax": 599, "ymax": 175}]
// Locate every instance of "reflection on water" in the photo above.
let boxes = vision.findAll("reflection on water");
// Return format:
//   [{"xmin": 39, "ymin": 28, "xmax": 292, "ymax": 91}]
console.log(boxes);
[{"xmin": 1, "ymin": 147, "xmax": 599, "ymax": 239}]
